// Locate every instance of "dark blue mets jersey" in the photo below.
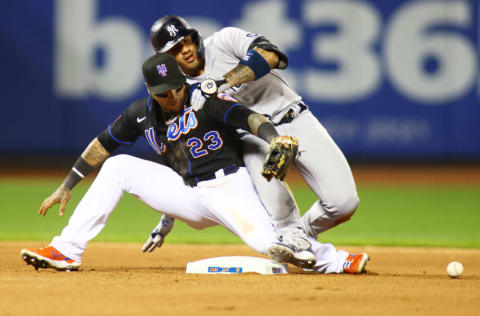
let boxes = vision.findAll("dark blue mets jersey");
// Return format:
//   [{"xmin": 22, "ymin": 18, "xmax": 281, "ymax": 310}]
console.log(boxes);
[{"xmin": 97, "ymin": 84, "xmax": 258, "ymax": 185}]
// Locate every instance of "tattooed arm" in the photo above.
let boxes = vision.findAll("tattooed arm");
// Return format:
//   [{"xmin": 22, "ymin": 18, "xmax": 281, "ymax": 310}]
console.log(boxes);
[
  {"xmin": 80, "ymin": 138, "xmax": 111, "ymax": 168},
  {"xmin": 223, "ymin": 47, "xmax": 279, "ymax": 88},
  {"xmin": 247, "ymin": 113, "xmax": 279, "ymax": 143},
  {"xmin": 38, "ymin": 138, "xmax": 110, "ymax": 216}
]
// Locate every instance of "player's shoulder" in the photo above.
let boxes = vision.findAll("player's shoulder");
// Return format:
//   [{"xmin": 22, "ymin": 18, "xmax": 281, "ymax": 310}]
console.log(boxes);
[
  {"xmin": 130, "ymin": 96, "xmax": 149, "ymax": 110},
  {"xmin": 211, "ymin": 27, "xmax": 246, "ymax": 39},
  {"xmin": 124, "ymin": 96, "xmax": 149, "ymax": 119},
  {"xmin": 208, "ymin": 27, "xmax": 261, "ymax": 56},
  {"xmin": 219, "ymin": 26, "xmax": 244, "ymax": 35},
  {"xmin": 205, "ymin": 26, "xmax": 244, "ymax": 45}
]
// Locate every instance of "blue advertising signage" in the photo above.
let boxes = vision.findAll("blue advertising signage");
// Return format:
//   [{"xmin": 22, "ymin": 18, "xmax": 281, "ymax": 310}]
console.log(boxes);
[{"xmin": 2, "ymin": 0, "xmax": 479, "ymax": 159}]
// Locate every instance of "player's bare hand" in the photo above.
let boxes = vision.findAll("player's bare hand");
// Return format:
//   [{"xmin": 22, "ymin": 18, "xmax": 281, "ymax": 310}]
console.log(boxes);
[{"xmin": 38, "ymin": 186, "xmax": 72, "ymax": 217}]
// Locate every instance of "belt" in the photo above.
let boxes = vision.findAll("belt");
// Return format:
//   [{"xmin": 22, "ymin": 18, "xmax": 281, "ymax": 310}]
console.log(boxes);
[
  {"xmin": 275, "ymin": 102, "xmax": 308, "ymax": 126},
  {"xmin": 188, "ymin": 164, "xmax": 240, "ymax": 186}
]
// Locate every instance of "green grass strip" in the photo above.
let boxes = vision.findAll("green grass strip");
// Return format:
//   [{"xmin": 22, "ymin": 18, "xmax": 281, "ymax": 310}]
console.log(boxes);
[{"xmin": 1, "ymin": 178, "xmax": 479, "ymax": 248}]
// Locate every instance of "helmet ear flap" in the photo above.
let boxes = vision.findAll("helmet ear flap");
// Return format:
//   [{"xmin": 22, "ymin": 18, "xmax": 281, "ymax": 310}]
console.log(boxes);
[{"xmin": 192, "ymin": 32, "xmax": 205, "ymax": 60}]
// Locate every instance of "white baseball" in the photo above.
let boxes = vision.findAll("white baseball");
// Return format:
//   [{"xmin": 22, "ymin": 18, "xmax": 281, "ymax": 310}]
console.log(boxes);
[{"xmin": 446, "ymin": 261, "xmax": 463, "ymax": 278}]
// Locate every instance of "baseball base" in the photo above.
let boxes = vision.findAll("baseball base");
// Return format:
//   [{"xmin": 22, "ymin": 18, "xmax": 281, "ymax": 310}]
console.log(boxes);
[{"xmin": 186, "ymin": 256, "xmax": 288, "ymax": 275}]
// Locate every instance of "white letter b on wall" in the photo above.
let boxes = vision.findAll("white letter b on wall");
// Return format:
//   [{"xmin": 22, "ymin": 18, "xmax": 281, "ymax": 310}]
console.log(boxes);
[{"xmin": 54, "ymin": 0, "xmax": 144, "ymax": 100}]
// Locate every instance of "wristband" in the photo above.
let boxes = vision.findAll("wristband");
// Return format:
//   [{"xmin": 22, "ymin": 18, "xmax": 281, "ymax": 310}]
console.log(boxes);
[
  {"xmin": 72, "ymin": 156, "xmax": 94, "ymax": 178},
  {"xmin": 64, "ymin": 157, "xmax": 94, "ymax": 190},
  {"xmin": 257, "ymin": 122, "xmax": 279, "ymax": 143},
  {"xmin": 239, "ymin": 49, "xmax": 271, "ymax": 80},
  {"xmin": 64, "ymin": 169, "xmax": 82, "ymax": 190}
]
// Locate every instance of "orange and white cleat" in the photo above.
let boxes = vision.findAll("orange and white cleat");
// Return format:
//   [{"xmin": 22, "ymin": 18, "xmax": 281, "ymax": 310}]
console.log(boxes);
[
  {"xmin": 343, "ymin": 253, "xmax": 369, "ymax": 274},
  {"xmin": 20, "ymin": 246, "xmax": 81, "ymax": 271}
]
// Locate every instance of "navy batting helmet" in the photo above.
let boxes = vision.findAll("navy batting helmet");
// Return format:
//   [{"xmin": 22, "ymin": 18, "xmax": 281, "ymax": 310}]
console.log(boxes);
[{"xmin": 150, "ymin": 15, "xmax": 204, "ymax": 58}]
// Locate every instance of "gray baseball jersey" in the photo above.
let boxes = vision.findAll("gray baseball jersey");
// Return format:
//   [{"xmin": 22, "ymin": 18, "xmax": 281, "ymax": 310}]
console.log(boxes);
[
  {"xmin": 186, "ymin": 27, "xmax": 301, "ymax": 120},
  {"xmin": 187, "ymin": 26, "xmax": 359, "ymax": 239}
]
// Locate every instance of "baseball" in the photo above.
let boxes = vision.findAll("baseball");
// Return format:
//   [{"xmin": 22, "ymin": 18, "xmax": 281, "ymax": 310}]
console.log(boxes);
[{"xmin": 446, "ymin": 261, "xmax": 463, "ymax": 278}]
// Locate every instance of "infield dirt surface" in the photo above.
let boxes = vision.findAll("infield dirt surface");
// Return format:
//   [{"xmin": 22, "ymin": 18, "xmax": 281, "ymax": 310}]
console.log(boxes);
[
  {"xmin": 2, "ymin": 165, "xmax": 479, "ymax": 315},
  {"xmin": 2, "ymin": 242, "xmax": 479, "ymax": 316}
]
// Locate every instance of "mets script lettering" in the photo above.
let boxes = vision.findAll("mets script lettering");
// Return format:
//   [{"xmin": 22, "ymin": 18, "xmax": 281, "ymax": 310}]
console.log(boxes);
[{"xmin": 167, "ymin": 108, "xmax": 198, "ymax": 141}]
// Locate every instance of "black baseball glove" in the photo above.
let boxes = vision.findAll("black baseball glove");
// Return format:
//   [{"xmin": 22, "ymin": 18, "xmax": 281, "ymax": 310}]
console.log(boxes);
[{"xmin": 261, "ymin": 136, "xmax": 298, "ymax": 181}]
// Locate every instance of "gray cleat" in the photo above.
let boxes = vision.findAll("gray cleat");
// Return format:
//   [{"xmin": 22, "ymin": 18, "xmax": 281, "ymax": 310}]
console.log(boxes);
[{"xmin": 267, "ymin": 242, "xmax": 316, "ymax": 269}]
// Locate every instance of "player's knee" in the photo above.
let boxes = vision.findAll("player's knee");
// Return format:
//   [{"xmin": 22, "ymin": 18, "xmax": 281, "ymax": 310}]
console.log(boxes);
[{"xmin": 335, "ymin": 193, "xmax": 359, "ymax": 223}]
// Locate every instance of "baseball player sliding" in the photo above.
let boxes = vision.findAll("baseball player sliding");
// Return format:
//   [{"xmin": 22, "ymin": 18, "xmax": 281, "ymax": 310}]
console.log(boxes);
[
  {"xmin": 142, "ymin": 16, "xmax": 360, "ymax": 258},
  {"xmin": 20, "ymin": 53, "xmax": 369, "ymax": 274}
]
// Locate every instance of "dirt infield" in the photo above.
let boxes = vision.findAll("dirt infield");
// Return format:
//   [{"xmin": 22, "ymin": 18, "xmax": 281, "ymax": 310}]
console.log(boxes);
[{"xmin": 2, "ymin": 242, "xmax": 479, "ymax": 316}]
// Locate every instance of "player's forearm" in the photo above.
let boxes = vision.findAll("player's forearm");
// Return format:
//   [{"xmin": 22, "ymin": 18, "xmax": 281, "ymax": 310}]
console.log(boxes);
[
  {"xmin": 61, "ymin": 138, "xmax": 111, "ymax": 190},
  {"xmin": 80, "ymin": 137, "xmax": 111, "ymax": 168},
  {"xmin": 247, "ymin": 113, "xmax": 279, "ymax": 143},
  {"xmin": 224, "ymin": 65, "xmax": 255, "ymax": 88},
  {"xmin": 254, "ymin": 47, "xmax": 280, "ymax": 69},
  {"xmin": 223, "ymin": 47, "xmax": 278, "ymax": 87}
]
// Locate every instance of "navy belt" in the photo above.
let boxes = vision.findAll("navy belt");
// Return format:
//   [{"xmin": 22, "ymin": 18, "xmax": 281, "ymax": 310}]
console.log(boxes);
[
  {"xmin": 188, "ymin": 165, "xmax": 240, "ymax": 186},
  {"xmin": 275, "ymin": 102, "xmax": 307, "ymax": 126}
]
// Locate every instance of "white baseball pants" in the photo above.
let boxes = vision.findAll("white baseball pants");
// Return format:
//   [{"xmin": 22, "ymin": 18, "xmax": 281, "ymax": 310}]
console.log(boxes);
[{"xmin": 50, "ymin": 154, "xmax": 348, "ymax": 273}]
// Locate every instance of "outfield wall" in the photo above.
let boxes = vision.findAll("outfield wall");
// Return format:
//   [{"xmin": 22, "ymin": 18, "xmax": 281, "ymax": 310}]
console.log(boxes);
[{"xmin": 1, "ymin": 0, "xmax": 480, "ymax": 160}]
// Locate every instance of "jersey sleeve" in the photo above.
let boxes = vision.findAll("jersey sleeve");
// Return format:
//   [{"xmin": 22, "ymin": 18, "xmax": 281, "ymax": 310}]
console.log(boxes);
[
  {"xmin": 97, "ymin": 101, "xmax": 142, "ymax": 153},
  {"xmin": 249, "ymin": 36, "xmax": 288, "ymax": 69},
  {"xmin": 212, "ymin": 27, "xmax": 262, "ymax": 60},
  {"xmin": 205, "ymin": 94, "xmax": 257, "ymax": 132}
]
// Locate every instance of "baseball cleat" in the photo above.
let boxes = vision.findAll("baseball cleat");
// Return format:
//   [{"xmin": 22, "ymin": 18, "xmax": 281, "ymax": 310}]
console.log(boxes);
[
  {"xmin": 343, "ymin": 253, "xmax": 369, "ymax": 274},
  {"xmin": 20, "ymin": 246, "xmax": 81, "ymax": 271},
  {"xmin": 267, "ymin": 243, "xmax": 316, "ymax": 269},
  {"xmin": 282, "ymin": 229, "xmax": 313, "ymax": 252}
]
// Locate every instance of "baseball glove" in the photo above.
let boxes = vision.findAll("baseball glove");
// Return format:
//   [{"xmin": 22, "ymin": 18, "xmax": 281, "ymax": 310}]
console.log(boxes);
[{"xmin": 261, "ymin": 136, "xmax": 298, "ymax": 181}]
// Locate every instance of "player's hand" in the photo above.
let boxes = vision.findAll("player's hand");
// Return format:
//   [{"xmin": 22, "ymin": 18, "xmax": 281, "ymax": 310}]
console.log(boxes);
[
  {"xmin": 200, "ymin": 78, "xmax": 229, "ymax": 96},
  {"xmin": 38, "ymin": 185, "xmax": 72, "ymax": 216},
  {"xmin": 141, "ymin": 214, "xmax": 175, "ymax": 253},
  {"xmin": 262, "ymin": 135, "xmax": 298, "ymax": 182}
]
